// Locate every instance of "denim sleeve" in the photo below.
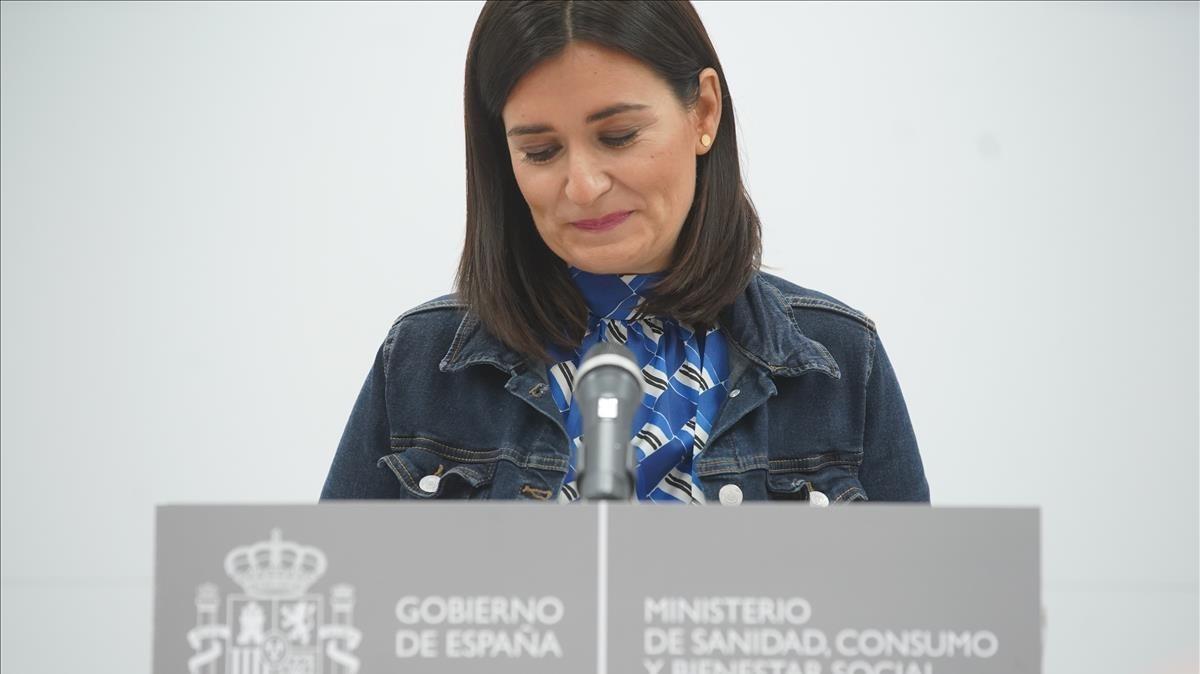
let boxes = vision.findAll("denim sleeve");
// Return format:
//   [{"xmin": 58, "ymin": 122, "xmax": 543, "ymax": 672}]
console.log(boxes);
[
  {"xmin": 856, "ymin": 332, "xmax": 930, "ymax": 502},
  {"xmin": 319, "ymin": 339, "xmax": 406, "ymax": 500}
]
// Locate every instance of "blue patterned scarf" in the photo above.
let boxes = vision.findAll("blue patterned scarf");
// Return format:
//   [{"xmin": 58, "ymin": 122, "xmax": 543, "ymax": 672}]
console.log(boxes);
[{"xmin": 546, "ymin": 267, "xmax": 731, "ymax": 503}]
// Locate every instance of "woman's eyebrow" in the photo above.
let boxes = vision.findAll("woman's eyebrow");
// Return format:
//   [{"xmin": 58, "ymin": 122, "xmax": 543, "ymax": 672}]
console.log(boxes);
[{"xmin": 506, "ymin": 102, "xmax": 649, "ymax": 137}]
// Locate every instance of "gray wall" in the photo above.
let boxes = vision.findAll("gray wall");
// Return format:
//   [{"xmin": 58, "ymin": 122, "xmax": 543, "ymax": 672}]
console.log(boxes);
[{"xmin": 2, "ymin": 1, "xmax": 1196, "ymax": 672}]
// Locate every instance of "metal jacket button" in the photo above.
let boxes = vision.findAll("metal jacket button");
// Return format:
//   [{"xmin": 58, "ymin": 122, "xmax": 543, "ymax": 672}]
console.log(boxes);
[
  {"xmin": 718, "ymin": 484, "xmax": 743, "ymax": 506},
  {"xmin": 418, "ymin": 474, "xmax": 442, "ymax": 494},
  {"xmin": 809, "ymin": 490, "xmax": 829, "ymax": 507}
]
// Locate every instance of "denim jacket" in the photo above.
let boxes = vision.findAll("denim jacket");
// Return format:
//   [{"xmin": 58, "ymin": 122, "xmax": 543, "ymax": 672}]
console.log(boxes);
[{"xmin": 319, "ymin": 271, "xmax": 930, "ymax": 503}]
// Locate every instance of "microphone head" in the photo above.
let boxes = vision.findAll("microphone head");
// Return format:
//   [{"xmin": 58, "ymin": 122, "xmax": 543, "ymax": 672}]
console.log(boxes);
[
  {"xmin": 574, "ymin": 339, "xmax": 643, "ymax": 501},
  {"xmin": 576, "ymin": 340, "xmax": 641, "ymax": 385}
]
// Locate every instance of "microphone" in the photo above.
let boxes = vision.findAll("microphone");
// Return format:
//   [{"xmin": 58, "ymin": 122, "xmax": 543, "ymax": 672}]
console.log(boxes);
[{"xmin": 574, "ymin": 340, "xmax": 643, "ymax": 501}]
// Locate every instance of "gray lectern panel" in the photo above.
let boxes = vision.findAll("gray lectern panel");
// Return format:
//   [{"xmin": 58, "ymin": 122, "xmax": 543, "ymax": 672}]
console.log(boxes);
[
  {"xmin": 153, "ymin": 504, "xmax": 1039, "ymax": 674},
  {"xmin": 607, "ymin": 504, "xmax": 1040, "ymax": 674},
  {"xmin": 154, "ymin": 503, "xmax": 598, "ymax": 673}
]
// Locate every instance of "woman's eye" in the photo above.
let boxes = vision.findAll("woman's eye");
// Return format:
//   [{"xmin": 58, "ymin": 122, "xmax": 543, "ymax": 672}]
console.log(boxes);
[
  {"xmin": 523, "ymin": 147, "xmax": 558, "ymax": 165},
  {"xmin": 602, "ymin": 130, "xmax": 639, "ymax": 147},
  {"xmin": 519, "ymin": 131, "xmax": 639, "ymax": 165}
]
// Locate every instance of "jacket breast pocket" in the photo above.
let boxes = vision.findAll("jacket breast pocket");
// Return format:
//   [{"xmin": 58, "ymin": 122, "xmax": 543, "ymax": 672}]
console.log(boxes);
[
  {"xmin": 766, "ymin": 449, "xmax": 869, "ymax": 504},
  {"xmin": 378, "ymin": 435, "xmax": 570, "ymax": 500},
  {"xmin": 378, "ymin": 436, "xmax": 500, "ymax": 499}
]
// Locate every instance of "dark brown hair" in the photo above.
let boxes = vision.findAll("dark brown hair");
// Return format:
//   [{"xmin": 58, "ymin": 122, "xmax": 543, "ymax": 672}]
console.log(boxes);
[{"xmin": 457, "ymin": 0, "xmax": 761, "ymax": 364}]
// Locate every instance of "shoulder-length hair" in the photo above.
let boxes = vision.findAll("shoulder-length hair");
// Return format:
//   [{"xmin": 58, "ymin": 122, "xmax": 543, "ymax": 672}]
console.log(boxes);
[{"xmin": 457, "ymin": 0, "xmax": 761, "ymax": 364}]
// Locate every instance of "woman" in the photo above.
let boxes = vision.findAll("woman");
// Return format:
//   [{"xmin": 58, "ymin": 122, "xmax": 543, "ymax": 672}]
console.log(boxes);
[{"xmin": 320, "ymin": 0, "xmax": 929, "ymax": 504}]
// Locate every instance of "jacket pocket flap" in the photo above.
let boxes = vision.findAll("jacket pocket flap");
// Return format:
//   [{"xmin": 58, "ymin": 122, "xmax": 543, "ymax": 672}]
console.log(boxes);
[
  {"xmin": 378, "ymin": 447, "xmax": 496, "ymax": 499},
  {"xmin": 766, "ymin": 449, "xmax": 868, "ymax": 503}
]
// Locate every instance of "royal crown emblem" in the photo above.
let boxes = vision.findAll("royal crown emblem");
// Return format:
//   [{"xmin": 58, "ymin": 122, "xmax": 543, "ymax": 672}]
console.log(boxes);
[
  {"xmin": 187, "ymin": 529, "xmax": 362, "ymax": 674},
  {"xmin": 225, "ymin": 528, "xmax": 327, "ymax": 599}
]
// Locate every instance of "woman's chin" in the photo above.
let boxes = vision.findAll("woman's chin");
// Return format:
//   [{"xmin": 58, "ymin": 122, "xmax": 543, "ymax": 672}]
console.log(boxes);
[
  {"xmin": 560, "ymin": 242, "xmax": 669, "ymax": 275},
  {"xmin": 566, "ymin": 258, "xmax": 649, "ymax": 275}
]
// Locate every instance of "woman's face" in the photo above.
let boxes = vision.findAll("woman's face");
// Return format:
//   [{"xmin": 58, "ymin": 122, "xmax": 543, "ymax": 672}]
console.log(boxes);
[{"xmin": 502, "ymin": 41, "xmax": 721, "ymax": 274}]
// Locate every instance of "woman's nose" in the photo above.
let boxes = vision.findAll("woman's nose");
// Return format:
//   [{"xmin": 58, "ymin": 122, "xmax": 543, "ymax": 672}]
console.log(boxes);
[{"xmin": 563, "ymin": 148, "xmax": 612, "ymax": 206}]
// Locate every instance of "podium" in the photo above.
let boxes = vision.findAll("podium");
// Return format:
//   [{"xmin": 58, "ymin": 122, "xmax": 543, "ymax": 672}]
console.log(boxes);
[{"xmin": 153, "ymin": 503, "xmax": 1040, "ymax": 673}]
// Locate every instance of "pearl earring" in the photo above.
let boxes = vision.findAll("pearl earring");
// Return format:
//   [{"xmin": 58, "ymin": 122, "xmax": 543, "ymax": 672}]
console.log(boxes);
[{"xmin": 701, "ymin": 133, "xmax": 712, "ymax": 147}]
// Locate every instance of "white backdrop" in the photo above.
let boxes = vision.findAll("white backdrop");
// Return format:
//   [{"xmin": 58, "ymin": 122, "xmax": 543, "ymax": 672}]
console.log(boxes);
[{"xmin": 2, "ymin": 2, "xmax": 1196, "ymax": 672}]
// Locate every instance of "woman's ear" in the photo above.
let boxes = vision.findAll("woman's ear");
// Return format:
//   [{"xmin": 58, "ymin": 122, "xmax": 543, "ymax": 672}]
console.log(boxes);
[{"xmin": 694, "ymin": 67, "xmax": 722, "ymax": 154}]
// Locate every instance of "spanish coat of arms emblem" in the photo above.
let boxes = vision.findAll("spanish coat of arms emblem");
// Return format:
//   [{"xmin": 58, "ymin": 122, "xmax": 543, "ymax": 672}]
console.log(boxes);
[{"xmin": 186, "ymin": 529, "xmax": 362, "ymax": 674}]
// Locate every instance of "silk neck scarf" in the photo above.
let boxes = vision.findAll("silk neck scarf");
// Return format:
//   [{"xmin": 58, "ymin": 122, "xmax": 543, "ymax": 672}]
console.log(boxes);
[{"xmin": 546, "ymin": 267, "xmax": 731, "ymax": 503}]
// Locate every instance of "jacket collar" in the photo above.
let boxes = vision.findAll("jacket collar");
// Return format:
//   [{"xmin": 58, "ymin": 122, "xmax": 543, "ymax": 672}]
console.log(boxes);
[
  {"xmin": 439, "ymin": 271, "xmax": 841, "ymax": 379},
  {"xmin": 716, "ymin": 272, "xmax": 841, "ymax": 378}
]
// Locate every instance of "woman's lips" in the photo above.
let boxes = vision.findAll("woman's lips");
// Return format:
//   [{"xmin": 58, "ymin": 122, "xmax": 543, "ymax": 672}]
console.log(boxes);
[{"xmin": 571, "ymin": 210, "xmax": 633, "ymax": 231}]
